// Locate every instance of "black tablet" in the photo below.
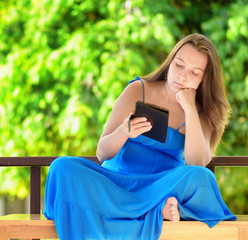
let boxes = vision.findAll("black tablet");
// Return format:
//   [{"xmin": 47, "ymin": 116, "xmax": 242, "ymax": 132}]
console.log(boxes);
[{"xmin": 130, "ymin": 101, "xmax": 169, "ymax": 143}]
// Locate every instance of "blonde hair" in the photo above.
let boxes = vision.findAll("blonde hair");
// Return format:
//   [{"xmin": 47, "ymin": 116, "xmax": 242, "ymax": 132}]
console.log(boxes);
[{"xmin": 142, "ymin": 33, "xmax": 231, "ymax": 154}]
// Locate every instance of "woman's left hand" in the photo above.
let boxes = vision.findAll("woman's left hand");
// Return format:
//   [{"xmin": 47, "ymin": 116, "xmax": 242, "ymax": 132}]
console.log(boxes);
[{"xmin": 176, "ymin": 88, "xmax": 197, "ymax": 111}]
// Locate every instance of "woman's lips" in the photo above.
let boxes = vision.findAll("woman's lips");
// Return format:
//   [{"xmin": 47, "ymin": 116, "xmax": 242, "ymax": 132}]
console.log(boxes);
[{"xmin": 175, "ymin": 82, "xmax": 185, "ymax": 88}]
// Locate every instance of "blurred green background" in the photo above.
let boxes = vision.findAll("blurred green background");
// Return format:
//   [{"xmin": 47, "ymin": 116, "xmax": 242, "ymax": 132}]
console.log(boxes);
[{"xmin": 0, "ymin": 0, "xmax": 247, "ymax": 214}]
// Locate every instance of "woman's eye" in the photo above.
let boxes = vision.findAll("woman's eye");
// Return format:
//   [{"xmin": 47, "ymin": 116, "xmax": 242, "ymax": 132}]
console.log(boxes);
[
  {"xmin": 175, "ymin": 62, "xmax": 183, "ymax": 68},
  {"xmin": 192, "ymin": 71, "xmax": 199, "ymax": 76}
]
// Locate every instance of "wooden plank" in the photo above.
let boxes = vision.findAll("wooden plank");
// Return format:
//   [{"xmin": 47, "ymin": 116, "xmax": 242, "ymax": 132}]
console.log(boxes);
[
  {"xmin": 0, "ymin": 214, "xmax": 58, "ymax": 239},
  {"xmin": 209, "ymin": 156, "xmax": 248, "ymax": 167},
  {"xmin": 239, "ymin": 226, "xmax": 248, "ymax": 240},
  {"xmin": 0, "ymin": 156, "xmax": 57, "ymax": 166},
  {"xmin": 8, "ymin": 225, "xmax": 58, "ymax": 239},
  {"xmin": 0, "ymin": 156, "xmax": 247, "ymax": 167},
  {"xmin": 160, "ymin": 221, "xmax": 239, "ymax": 240},
  {"xmin": 1, "ymin": 214, "xmax": 248, "ymax": 240},
  {"xmin": 0, "ymin": 226, "xmax": 9, "ymax": 240},
  {"xmin": 160, "ymin": 220, "xmax": 248, "ymax": 240},
  {"xmin": 0, "ymin": 156, "xmax": 101, "ymax": 166}
]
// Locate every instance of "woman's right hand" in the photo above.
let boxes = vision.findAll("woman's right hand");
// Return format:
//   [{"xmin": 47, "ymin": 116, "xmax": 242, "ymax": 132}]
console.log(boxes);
[{"xmin": 122, "ymin": 114, "xmax": 152, "ymax": 139}]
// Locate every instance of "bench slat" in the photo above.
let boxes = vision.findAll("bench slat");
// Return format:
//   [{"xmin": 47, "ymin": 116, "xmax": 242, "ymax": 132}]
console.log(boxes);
[
  {"xmin": 0, "ymin": 156, "xmax": 101, "ymax": 166},
  {"xmin": 0, "ymin": 214, "xmax": 248, "ymax": 240},
  {"xmin": 0, "ymin": 156, "xmax": 247, "ymax": 167}
]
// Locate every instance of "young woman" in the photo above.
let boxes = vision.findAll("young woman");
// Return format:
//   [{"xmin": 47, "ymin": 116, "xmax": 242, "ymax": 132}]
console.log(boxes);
[{"xmin": 44, "ymin": 33, "xmax": 236, "ymax": 240}]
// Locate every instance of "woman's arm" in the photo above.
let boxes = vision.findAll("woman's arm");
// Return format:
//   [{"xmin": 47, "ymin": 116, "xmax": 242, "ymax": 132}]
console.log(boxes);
[
  {"xmin": 96, "ymin": 81, "xmax": 152, "ymax": 162},
  {"xmin": 176, "ymin": 88, "xmax": 212, "ymax": 166}
]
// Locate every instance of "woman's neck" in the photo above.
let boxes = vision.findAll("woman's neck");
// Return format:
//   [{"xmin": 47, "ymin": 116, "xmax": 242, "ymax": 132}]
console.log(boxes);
[{"xmin": 164, "ymin": 81, "xmax": 180, "ymax": 107}]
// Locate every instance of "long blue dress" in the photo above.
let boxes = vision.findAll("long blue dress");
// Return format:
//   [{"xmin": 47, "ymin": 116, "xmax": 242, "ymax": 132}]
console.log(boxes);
[{"xmin": 44, "ymin": 77, "xmax": 236, "ymax": 240}]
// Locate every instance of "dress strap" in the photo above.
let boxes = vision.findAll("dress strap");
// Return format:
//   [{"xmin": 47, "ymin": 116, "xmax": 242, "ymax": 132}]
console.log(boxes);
[
  {"xmin": 176, "ymin": 109, "xmax": 202, "ymax": 132},
  {"xmin": 129, "ymin": 76, "xmax": 145, "ymax": 102},
  {"xmin": 176, "ymin": 122, "xmax": 185, "ymax": 131}
]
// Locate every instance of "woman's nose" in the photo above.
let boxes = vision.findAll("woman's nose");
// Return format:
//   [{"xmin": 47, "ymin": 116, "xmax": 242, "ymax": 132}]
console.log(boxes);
[{"xmin": 179, "ymin": 69, "xmax": 187, "ymax": 81}]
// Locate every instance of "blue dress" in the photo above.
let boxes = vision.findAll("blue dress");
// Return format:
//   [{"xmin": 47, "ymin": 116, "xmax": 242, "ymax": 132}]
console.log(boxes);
[{"xmin": 44, "ymin": 77, "xmax": 236, "ymax": 240}]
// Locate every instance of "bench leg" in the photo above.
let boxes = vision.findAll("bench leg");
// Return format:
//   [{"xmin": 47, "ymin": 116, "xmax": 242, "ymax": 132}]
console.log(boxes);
[{"xmin": 0, "ymin": 226, "xmax": 9, "ymax": 240}]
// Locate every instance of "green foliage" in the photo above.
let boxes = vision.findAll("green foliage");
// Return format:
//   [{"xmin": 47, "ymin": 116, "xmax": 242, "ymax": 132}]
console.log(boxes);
[
  {"xmin": 216, "ymin": 166, "xmax": 248, "ymax": 214},
  {"xmin": 201, "ymin": 0, "xmax": 248, "ymax": 156},
  {"xmin": 0, "ymin": 0, "xmax": 247, "ymax": 213}
]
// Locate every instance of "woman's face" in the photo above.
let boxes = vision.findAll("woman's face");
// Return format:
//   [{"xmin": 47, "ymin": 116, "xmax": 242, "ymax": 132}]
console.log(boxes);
[{"xmin": 167, "ymin": 44, "xmax": 208, "ymax": 92}]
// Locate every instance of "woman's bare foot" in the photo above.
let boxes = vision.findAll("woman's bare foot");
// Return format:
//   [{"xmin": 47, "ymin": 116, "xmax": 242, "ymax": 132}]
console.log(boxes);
[{"xmin": 162, "ymin": 197, "xmax": 180, "ymax": 222}]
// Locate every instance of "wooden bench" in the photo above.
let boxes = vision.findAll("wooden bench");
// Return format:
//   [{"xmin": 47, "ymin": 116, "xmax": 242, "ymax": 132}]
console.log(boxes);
[
  {"xmin": 0, "ymin": 213, "xmax": 247, "ymax": 240},
  {"xmin": 0, "ymin": 156, "xmax": 248, "ymax": 240}
]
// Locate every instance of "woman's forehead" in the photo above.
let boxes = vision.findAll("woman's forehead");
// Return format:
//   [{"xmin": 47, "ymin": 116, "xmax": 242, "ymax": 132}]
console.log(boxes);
[{"xmin": 175, "ymin": 44, "xmax": 208, "ymax": 70}]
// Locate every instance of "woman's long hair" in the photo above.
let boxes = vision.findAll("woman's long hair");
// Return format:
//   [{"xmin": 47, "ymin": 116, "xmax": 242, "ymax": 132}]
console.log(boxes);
[{"xmin": 142, "ymin": 33, "xmax": 231, "ymax": 154}]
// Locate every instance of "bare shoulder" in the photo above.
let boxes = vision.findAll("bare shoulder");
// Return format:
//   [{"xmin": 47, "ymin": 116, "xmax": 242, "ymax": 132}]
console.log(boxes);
[
  {"xmin": 119, "ymin": 79, "xmax": 144, "ymax": 101},
  {"xmin": 113, "ymin": 79, "xmax": 147, "ymax": 116},
  {"xmin": 100, "ymin": 79, "xmax": 145, "ymax": 137},
  {"xmin": 119, "ymin": 78, "xmax": 162, "ymax": 104}
]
